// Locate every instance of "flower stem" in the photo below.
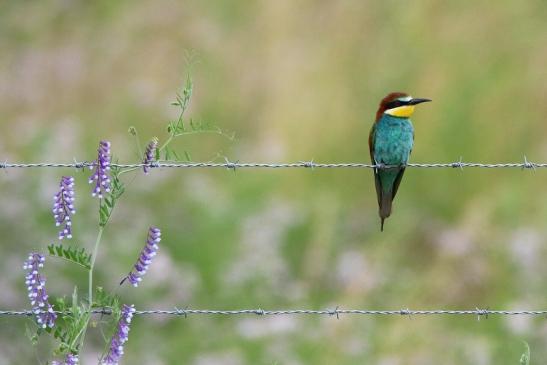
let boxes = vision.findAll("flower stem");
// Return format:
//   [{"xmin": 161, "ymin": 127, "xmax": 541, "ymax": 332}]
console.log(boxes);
[
  {"xmin": 78, "ymin": 226, "xmax": 104, "ymax": 353},
  {"xmin": 118, "ymin": 167, "xmax": 140, "ymax": 177},
  {"xmin": 88, "ymin": 226, "xmax": 104, "ymax": 306},
  {"xmin": 158, "ymin": 134, "xmax": 174, "ymax": 153}
]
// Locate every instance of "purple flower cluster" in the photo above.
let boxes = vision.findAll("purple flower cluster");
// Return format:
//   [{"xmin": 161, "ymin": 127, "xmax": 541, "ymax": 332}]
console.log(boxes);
[
  {"xmin": 102, "ymin": 304, "xmax": 136, "ymax": 365},
  {"xmin": 143, "ymin": 138, "xmax": 158, "ymax": 174},
  {"xmin": 52, "ymin": 354, "xmax": 79, "ymax": 365},
  {"xmin": 53, "ymin": 176, "xmax": 76, "ymax": 240},
  {"xmin": 66, "ymin": 354, "xmax": 79, "ymax": 364},
  {"xmin": 23, "ymin": 253, "xmax": 56, "ymax": 329},
  {"xmin": 89, "ymin": 140, "xmax": 111, "ymax": 198},
  {"xmin": 123, "ymin": 227, "xmax": 161, "ymax": 287}
]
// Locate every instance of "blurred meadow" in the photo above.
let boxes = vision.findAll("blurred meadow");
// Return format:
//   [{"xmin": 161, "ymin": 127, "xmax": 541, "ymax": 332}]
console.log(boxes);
[{"xmin": 1, "ymin": 1, "xmax": 547, "ymax": 364}]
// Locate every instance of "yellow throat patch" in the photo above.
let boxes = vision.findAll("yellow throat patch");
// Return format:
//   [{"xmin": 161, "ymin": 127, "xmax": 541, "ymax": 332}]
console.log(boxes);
[{"xmin": 385, "ymin": 105, "xmax": 415, "ymax": 118}]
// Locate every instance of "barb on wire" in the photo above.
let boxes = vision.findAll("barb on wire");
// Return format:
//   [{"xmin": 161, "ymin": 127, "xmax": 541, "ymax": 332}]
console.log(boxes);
[
  {"xmin": 522, "ymin": 155, "xmax": 536, "ymax": 171},
  {"xmin": 2, "ymin": 307, "xmax": 547, "ymax": 319},
  {"xmin": 224, "ymin": 157, "xmax": 239, "ymax": 172},
  {"xmin": 2, "ymin": 159, "xmax": 547, "ymax": 170}
]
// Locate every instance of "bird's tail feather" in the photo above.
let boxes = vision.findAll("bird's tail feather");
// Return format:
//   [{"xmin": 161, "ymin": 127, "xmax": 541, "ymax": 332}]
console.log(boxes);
[{"xmin": 379, "ymin": 190, "xmax": 392, "ymax": 232}]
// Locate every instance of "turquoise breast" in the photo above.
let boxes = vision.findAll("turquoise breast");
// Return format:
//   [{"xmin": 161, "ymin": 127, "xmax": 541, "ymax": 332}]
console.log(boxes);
[{"xmin": 373, "ymin": 115, "xmax": 414, "ymax": 165}]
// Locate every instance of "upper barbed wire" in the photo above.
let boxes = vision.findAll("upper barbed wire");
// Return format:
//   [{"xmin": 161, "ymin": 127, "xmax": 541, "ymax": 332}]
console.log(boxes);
[
  {"xmin": 1, "ymin": 307, "xmax": 547, "ymax": 320},
  {"xmin": 1, "ymin": 158, "xmax": 546, "ymax": 170}
]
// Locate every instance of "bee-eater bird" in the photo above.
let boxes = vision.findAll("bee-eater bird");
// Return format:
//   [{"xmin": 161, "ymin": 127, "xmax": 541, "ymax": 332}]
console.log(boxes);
[{"xmin": 369, "ymin": 92, "xmax": 431, "ymax": 231}]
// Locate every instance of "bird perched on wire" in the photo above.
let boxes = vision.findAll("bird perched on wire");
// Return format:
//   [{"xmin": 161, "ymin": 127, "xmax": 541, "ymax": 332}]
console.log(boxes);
[{"xmin": 369, "ymin": 92, "xmax": 431, "ymax": 231}]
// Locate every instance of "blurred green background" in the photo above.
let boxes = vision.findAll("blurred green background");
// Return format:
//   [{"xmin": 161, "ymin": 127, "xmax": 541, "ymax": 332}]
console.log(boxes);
[{"xmin": 1, "ymin": 1, "xmax": 547, "ymax": 364}]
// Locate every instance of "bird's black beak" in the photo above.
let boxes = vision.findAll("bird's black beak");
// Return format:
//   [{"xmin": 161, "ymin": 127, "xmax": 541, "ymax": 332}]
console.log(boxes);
[{"xmin": 408, "ymin": 98, "xmax": 432, "ymax": 105}]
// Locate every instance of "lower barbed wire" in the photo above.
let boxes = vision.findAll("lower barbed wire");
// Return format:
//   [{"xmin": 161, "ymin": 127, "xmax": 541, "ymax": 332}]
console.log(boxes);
[{"xmin": 3, "ymin": 308, "xmax": 547, "ymax": 317}]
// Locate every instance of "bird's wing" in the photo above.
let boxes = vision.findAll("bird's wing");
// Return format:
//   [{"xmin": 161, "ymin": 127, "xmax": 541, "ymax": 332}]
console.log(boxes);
[
  {"xmin": 369, "ymin": 123, "xmax": 382, "ymax": 206},
  {"xmin": 410, "ymin": 127, "xmax": 414, "ymax": 155},
  {"xmin": 368, "ymin": 123, "xmax": 376, "ymax": 159},
  {"xmin": 391, "ymin": 168, "xmax": 406, "ymax": 199},
  {"xmin": 392, "ymin": 125, "xmax": 413, "ymax": 198}
]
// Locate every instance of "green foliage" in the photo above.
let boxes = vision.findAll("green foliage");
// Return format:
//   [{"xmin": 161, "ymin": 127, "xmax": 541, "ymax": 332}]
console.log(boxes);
[
  {"xmin": 163, "ymin": 145, "xmax": 183, "ymax": 162},
  {"xmin": 170, "ymin": 72, "xmax": 193, "ymax": 117},
  {"xmin": 45, "ymin": 287, "xmax": 120, "ymax": 358},
  {"xmin": 520, "ymin": 342, "xmax": 530, "ymax": 365},
  {"xmin": 99, "ymin": 162, "xmax": 125, "ymax": 227},
  {"xmin": 47, "ymin": 243, "xmax": 91, "ymax": 269},
  {"xmin": 161, "ymin": 73, "xmax": 234, "ymax": 162},
  {"xmin": 49, "ymin": 289, "xmax": 90, "ymax": 355},
  {"xmin": 93, "ymin": 286, "xmax": 120, "ymax": 314},
  {"xmin": 29, "ymin": 72, "xmax": 229, "ymax": 363}
]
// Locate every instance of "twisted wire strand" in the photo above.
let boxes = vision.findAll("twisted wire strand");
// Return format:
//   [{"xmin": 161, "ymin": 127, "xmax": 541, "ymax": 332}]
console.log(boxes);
[
  {"xmin": 1, "ymin": 159, "xmax": 546, "ymax": 170},
  {"xmin": 2, "ymin": 308, "xmax": 547, "ymax": 319}
]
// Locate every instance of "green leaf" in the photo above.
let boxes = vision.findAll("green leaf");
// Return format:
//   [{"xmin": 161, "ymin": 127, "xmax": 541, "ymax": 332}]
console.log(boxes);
[
  {"xmin": 55, "ymin": 297, "xmax": 67, "ymax": 312},
  {"xmin": 167, "ymin": 121, "xmax": 175, "ymax": 133},
  {"xmin": 164, "ymin": 147, "xmax": 172, "ymax": 161},
  {"xmin": 98, "ymin": 159, "xmax": 126, "ymax": 227},
  {"xmin": 177, "ymin": 120, "xmax": 186, "ymax": 132},
  {"xmin": 184, "ymin": 150, "xmax": 192, "ymax": 161},
  {"xmin": 94, "ymin": 287, "xmax": 120, "ymax": 314},
  {"xmin": 104, "ymin": 197, "xmax": 113, "ymax": 208},
  {"xmin": 51, "ymin": 295, "xmax": 91, "ymax": 355},
  {"xmin": 520, "ymin": 341, "xmax": 530, "ymax": 365},
  {"xmin": 48, "ymin": 243, "xmax": 91, "ymax": 270},
  {"xmin": 155, "ymin": 146, "xmax": 161, "ymax": 161}
]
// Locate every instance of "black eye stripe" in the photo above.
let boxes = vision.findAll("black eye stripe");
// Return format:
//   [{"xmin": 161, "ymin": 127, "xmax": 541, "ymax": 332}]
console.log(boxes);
[{"xmin": 385, "ymin": 100, "xmax": 406, "ymax": 109}]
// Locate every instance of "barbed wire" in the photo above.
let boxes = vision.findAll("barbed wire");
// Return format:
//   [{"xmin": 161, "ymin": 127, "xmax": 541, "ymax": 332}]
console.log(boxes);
[
  {"xmin": 0, "ymin": 156, "xmax": 546, "ymax": 170},
  {"xmin": 3, "ymin": 160, "xmax": 545, "ymax": 322},
  {"xmin": 1, "ymin": 307, "xmax": 547, "ymax": 320}
]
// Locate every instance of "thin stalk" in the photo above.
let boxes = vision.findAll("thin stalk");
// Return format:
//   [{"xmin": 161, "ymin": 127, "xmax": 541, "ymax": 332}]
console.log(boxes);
[
  {"xmin": 79, "ymin": 225, "xmax": 104, "ymax": 352},
  {"xmin": 158, "ymin": 133, "xmax": 175, "ymax": 153},
  {"xmin": 71, "ymin": 311, "xmax": 90, "ymax": 351},
  {"xmin": 173, "ymin": 129, "xmax": 235, "ymax": 140},
  {"xmin": 117, "ymin": 166, "xmax": 140, "ymax": 177},
  {"xmin": 88, "ymin": 226, "xmax": 104, "ymax": 306},
  {"xmin": 159, "ymin": 107, "xmax": 184, "ymax": 153}
]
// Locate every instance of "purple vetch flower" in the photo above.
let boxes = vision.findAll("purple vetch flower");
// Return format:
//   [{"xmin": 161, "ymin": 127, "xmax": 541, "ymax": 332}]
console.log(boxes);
[
  {"xmin": 52, "ymin": 354, "xmax": 79, "ymax": 365},
  {"xmin": 142, "ymin": 138, "xmax": 158, "ymax": 174},
  {"xmin": 122, "ymin": 227, "xmax": 161, "ymax": 287},
  {"xmin": 53, "ymin": 176, "xmax": 76, "ymax": 239},
  {"xmin": 23, "ymin": 253, "xmax": 56, "ymax": 329},
  {"xmin": 89, "ymin": 140, "xmax": 111, "ymax": 198},
  {"xmin": 102, "ymin": 304, "xmax": 136, "ymax": 365},
  {"xmin": 65, "ymin": 354, "xmax": 79, "ymax": 365}
]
